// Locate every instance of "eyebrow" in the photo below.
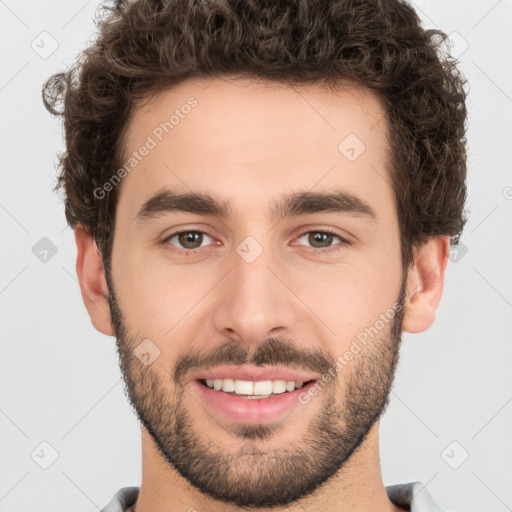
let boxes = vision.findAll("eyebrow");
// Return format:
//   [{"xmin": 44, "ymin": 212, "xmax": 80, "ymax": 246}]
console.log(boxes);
[{"xmin": 136, "ymin": 187, "xmax": 377, "ymax": 224}]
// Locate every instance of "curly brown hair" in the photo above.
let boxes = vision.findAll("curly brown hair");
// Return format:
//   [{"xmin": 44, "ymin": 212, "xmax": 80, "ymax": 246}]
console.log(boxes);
[{"xmin": 42, "ymin": 0, "xmax": 469, "ymax": 273}]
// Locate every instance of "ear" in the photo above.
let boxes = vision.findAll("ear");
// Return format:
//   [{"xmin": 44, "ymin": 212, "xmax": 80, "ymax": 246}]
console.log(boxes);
[
  {"xmin": 74, "ymin": 225, "xmax": 113, "ymax": 336},
  {"xmin": 402, "ymin": 236, "xmax": 450, "ymax": 333}
]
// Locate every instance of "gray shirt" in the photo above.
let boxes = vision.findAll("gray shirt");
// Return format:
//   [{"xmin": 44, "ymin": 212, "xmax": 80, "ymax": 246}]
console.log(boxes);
[{"xmin": 100, "ymin": 482, "xmax": 448, "ymax": 511}]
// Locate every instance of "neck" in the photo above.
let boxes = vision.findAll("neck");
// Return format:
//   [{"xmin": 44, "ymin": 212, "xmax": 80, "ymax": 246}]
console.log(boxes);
[{"xmin": 131, "ymin": 422, "xmax": 405, "ymax": 512}]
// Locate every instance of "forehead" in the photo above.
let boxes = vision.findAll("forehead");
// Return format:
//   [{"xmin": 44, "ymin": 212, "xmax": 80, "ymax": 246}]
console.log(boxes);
[{"xmin": 118, "ymin": 75, "xmax": 393, "ymax": 221}]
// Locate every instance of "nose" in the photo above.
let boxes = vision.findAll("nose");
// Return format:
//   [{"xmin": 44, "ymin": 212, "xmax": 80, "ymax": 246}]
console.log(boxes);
[{"xmin": 213, "ymin": 240, "xmax": 298, "ymax": 346}]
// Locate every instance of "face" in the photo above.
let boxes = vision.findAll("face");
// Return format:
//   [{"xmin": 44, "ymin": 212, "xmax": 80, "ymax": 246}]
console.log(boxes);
[{"xmin": 106, "ymin": 76, "xmax": 407, "ymax": 508}]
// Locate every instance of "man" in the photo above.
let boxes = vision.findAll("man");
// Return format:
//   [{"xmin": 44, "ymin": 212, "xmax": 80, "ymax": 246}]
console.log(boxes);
[{"xmin": 42, "ymin": 0, "xmax": 468, "ymax": 510}]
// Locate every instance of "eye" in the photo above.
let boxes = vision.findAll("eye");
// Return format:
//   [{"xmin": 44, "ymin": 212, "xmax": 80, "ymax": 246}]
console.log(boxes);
[
  {"xmin": 163, "ymin": 229, "xmax": 214, "ymax": 252},
  {"xmin": 295, "ymin": 229, "xmax": 349, "ymax": 253},
  {"xmin": 161, "ymin": 228, "xmax": 350, "ymax": 255}
]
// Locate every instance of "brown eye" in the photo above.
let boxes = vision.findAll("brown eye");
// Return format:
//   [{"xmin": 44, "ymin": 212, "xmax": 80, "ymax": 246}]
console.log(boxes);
[
  {"xmin": 165, "ymin": 230, "xmax": 213, "ymax": 251},
  {"xmin": 179, "ymin": 231, "xmax": 203, "ymax": 249},
  {"xmin": 310, "ymin": 232, "xmax": 335, "ymax": 248},
  {"xmin": 298, "ymin": 231, "xmax": 341, "ymax": 249},
  {"xmin": 294, "ymin": 229, "xmax": 350, "ymax": 254}
]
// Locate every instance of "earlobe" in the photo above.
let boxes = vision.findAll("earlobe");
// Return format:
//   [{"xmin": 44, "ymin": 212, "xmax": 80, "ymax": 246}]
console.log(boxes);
[
  {"xmin": 402, "ymin": 236, "xmax": 450, "ymax": 334},
  {"xmin": 74, "ymin": 225, "xmax": 114, "ymax": 336}
]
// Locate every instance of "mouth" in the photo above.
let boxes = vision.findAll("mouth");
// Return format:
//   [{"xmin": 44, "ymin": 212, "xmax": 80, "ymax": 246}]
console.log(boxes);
[
  {"xmin": 192, "ymin": 377, "xmax": 319, "ymax": 424},
  {"xmin": 199, "ymin": 377, "xmax": 315, "ymax": 397}
]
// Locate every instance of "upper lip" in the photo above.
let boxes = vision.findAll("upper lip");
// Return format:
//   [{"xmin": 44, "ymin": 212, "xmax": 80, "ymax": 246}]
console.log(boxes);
[{"xmin": 188, "ymin": 365, "xmax": 321, "ymax": 383}]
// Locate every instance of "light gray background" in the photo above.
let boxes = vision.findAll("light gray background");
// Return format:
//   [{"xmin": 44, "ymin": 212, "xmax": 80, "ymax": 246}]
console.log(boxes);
[{"xmin": 1, "ymin": 1, "xmax": 511, "ymax": 511}]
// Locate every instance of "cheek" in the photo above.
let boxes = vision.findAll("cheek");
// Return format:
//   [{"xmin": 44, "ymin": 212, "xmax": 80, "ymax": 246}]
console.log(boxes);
[
  {"xmin": 274, "ymin": 257, "xmax": 402, "ymax": 344},
  {"xmin": 113, "ymin": 247, "xmax": 218, "ymax": 339}
]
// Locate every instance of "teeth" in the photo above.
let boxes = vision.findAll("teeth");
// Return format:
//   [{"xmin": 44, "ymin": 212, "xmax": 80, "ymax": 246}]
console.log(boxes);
[
  {"xmin": 234, "ymin": 380, "xmax": 253, "ymax": 395},
  {"xmin": 203, "ymin": 378, "xmax": 306, "ymax": 396},
  {"xmin": 253, "ymin": 380, "xmax": 272, "ymax": 395},
  {"xmin": 286, "ymin": 380, "xmax": 296, "ymax": 392},
  {"xmin": 272, "ymin": 380, "xmax": 287, "ymax": 394}
]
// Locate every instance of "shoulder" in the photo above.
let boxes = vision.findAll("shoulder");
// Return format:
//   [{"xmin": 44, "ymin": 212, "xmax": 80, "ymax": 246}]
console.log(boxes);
[
  {"xmin": 100, "ymin": 486, "xmax": 140, "ymax": 512},
  {"xmin": 386, "ymin": 481, "xmax": 455, "ymax": 512}
]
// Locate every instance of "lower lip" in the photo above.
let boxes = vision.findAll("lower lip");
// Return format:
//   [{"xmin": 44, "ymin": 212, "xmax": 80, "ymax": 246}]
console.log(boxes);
[{"xmin": 191, "ymin": 380, "xmax": 317, "ymax": 424}]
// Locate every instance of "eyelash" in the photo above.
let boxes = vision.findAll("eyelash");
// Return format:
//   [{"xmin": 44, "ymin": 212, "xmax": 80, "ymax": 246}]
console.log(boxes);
[{"xmin": 161, "ymin": 228, "xmax": 350, "ymax": 255}]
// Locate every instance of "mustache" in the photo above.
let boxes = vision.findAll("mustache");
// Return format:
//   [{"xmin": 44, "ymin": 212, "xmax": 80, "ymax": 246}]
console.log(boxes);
[{"xmin": 173, "ymin": 337, "xmax": 336, "ymax": 384}]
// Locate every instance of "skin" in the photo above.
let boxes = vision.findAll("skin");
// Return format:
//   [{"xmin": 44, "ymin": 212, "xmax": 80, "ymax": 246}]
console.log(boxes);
[{"xmin": 75, "ymin": 76, "xmax": 449, "ymax": 512}]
